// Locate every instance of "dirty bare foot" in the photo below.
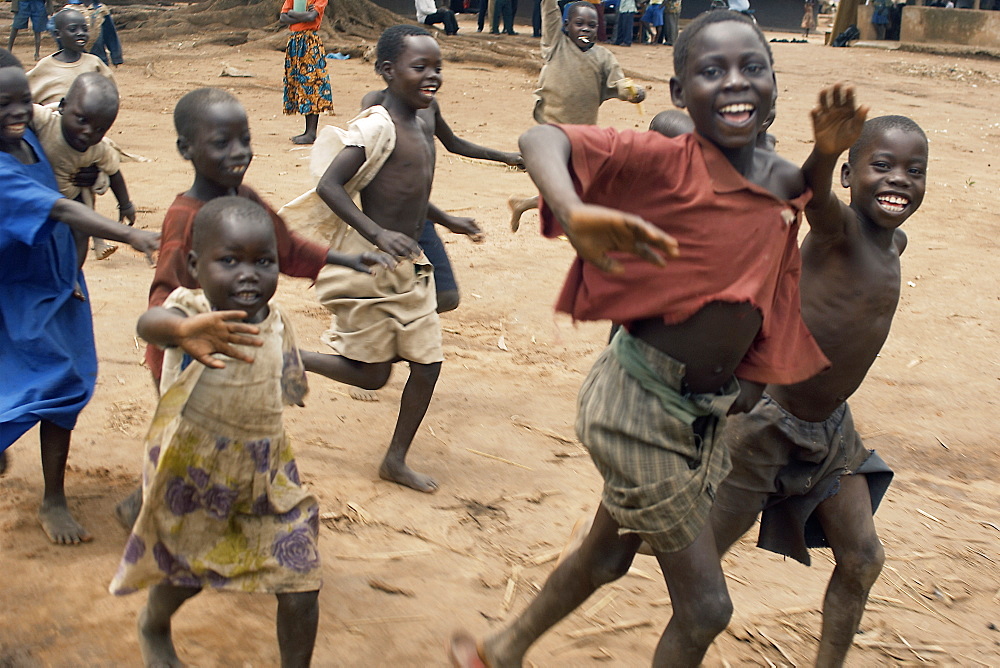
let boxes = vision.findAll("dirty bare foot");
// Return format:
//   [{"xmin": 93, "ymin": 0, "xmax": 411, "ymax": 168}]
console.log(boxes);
[
  {"xmin": 507, "ymin": 194, "xmax": 538, "ymax": 233},
  {"xmin": 557, "ymin": 514, "xmax": 594, "ymax": 566},
  {"xmin": 379, "ymin": 458, "xmax": 438, "ymax": 493},
  {"xmin": 290, "ymin": 132, "xmax": 316, "ymax": 145},
  {"xmin": 349, "ymin": 387, "xmax": 380, "ymax": 402},
  {"xmin": 448, "ymin": 631, "xmax": 489, "ymax": 667},
  {"xmin": 138, "ymin": 608, "xmax": 183, "ymax": 668},
  {"xmin": 92, "ymin": 238, "xmax": 118, "ymax": 260},
  {"xmin": 38, "ymin": 497, "xmax": 92, "ymax": 545},
  {"xmin": 115, "ymin": 487, "xmax": 143, "ymax": 531}
]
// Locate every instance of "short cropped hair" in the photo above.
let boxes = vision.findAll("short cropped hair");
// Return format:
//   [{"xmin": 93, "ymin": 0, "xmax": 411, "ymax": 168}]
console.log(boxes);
[
  {"xmin": 375, "ymin": 24, "xmax": 433, "ymax": 71},
  {"xmin": 673, "ymin": 11, "xmax": 772, "ymax": 78},
  {"xmin": 67, "ymin": 71, "xmax": 120, "ymax": 108},
  {"xmin": 848, "ymin": 115, "xmax": 927, "ymax": 165},
  {"xmin": 52, "ymin": 8, "xmax": 84, "ymax": 31},
  {"xmin": 564, "ymin": 1, "xmax": 598, "ymax": 19},
  {"xmin": 173, "ymin": 87, "xmax": 241, "ymax": 140},
  {"xmin": 0, "ymin": 47, "xmax": 23, "ymax": 69},
  {"xmin": 191, "ymin": 196, "xmax": 274, "ymax": 253}
]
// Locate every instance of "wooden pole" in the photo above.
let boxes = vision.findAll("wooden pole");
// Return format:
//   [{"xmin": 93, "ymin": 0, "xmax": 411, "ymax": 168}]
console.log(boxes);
[{"xmin": 829, "ymin": 0, "xmax": 860, "ymax": 44}]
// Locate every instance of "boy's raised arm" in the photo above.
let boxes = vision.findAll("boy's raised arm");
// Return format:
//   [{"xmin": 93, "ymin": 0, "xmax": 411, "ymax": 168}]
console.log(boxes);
[
  {"xmin": 802, "ymin": 83, "xmax": 869, "ymax": 238},
  {"xmin": 519, "ymin": 125, "xmax": 679, "ymax": 273}
]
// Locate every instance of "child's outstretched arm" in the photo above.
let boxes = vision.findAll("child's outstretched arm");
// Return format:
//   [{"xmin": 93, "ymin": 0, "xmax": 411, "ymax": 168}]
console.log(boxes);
[
  {"xmin": 802, "ymin": 83, "xmax": 869, "ymax": 238},
  {"xmin": 325, "ymin": 248, "xmax": 397, "ymax": 274},
  {"xmin": 433, "ymin": 109, "xmax": 523, "ymax": 167},
  {"xmin": 138, "ymin": 307, "xmax": 262, "ymax": 369},
  {"xmin": 427, "ymin": 202, "xmax": 484, "ymax": 242},
  {"xmin": 50, "ymin": 197, "xmax": 158, "ymax": 262},
  {"xmin": 107, "ymin": 170, "xmax": 135, "ymax": 225},
  {"xmin": 519, "ymin": 125, "xmax": 679, "ymax": 273},
  {"xmin": 316, "ymin": 146, "xmax": 422, "ymax": 259}
]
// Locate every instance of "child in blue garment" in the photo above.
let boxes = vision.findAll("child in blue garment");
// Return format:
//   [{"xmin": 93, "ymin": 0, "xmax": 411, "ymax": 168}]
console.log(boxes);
[{"xmin": 0, "ymin": 48, "xmax": 158, "ymax": 545}]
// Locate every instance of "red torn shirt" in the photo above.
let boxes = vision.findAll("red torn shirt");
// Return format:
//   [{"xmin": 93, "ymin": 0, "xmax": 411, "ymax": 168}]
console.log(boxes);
[{"xmin": 540, "ymin": 126, "xmax": 829, "ymax": 386}]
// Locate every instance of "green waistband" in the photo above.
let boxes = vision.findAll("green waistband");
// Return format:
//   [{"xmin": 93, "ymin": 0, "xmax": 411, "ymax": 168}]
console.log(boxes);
[{"xmin": 610, "ymin": 329, "xmax": 713, "ymax": 425}]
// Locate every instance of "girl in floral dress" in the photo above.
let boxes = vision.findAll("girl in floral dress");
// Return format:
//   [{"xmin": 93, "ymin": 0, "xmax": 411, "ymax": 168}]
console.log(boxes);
[
  {"xmin": 110, "ymin": 197, "xmax": 320, "ymax": 667},
  {"xmin": 280, "ymin": 0, "xmax": 335, "ymax": 144}
]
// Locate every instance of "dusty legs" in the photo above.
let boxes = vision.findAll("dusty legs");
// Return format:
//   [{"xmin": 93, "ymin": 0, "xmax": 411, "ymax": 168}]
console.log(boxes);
[
  {"xmin": 451, "ymin": 504, "xmax": 730, "ymax": 667},
  {"xmin": 37, "ymin": 421, "xmax": 92, "ymax": 544},
  {"xmin": 710, "ymin": 473, "xmax": 884, "ymax": 667},
  {"xmin": 507, "ymin": 195, "xmax": 539, "ymax": 232},
  {"xmin": 291, "ymin": 113, "xmax": 319, "ymax": 145},
  {"xmin": 301, "ymin": 351, "xmax": 441, "ymax": 492}
]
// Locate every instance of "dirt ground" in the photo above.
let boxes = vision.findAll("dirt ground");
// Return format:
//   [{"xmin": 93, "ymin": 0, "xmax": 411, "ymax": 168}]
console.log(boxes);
[{"xmin": 2, "ymin": 13, "xmax": 999, "ymax": 667}]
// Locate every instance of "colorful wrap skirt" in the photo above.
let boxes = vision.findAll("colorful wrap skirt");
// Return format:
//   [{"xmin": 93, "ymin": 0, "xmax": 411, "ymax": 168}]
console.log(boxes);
[{"xmin": 283, "ymin": 30, "xmax": 334, "ymax": 116}]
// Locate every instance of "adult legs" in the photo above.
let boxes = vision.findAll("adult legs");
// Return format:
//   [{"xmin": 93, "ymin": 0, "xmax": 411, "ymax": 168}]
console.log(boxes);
[
  {"xmin": 813, "ymin": 474, "xmax": 885, "ymax": 667},
  {"xmin": 138, "ymin": 584, "xmax": 201, "ymax": 668},
  {"xmin": 292, "ymin": 114, "xmax": 319, "ymax": 145},
  {"xmin": 276, "ymin": 591, "xmax": 319, "ymax": 668},
  {"xmin": 38, "ymin": 420, "xmax": 92, "ymax": 544},
  {"xmin": 664, "ymin": 11, "xmax": 679, "ymax": 44},
  {"xmin": 532, "ymin": 0, "xmax": 542, "ymax": 36},
  {"xmin": 379, "ymin": 361, "xmax": 441, "ymax": 493},
  {"xmin": 478, "ymin": 0, "xmax": 488, "ymax": 31},
  {"xmin": 452, "ymin": 504, "xmax": 642, "ymax": 666},
  {"xmin": 32, "ymin": 30, "xmax": 41, "ymax": 60}
]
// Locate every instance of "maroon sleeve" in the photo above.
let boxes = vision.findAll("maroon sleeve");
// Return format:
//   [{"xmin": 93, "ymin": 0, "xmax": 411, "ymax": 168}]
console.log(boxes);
[{"xmin": 240, "ymin": 186, "xmax": 329, "ymax": 280}]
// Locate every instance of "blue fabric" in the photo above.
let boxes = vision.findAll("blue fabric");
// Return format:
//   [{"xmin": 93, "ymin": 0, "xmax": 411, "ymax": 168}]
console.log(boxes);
[
  {"xmin": 417, "ymin": 220, "xmax": 457, "ymax": 293},
  {"xmin": 90, "ymin": 14, "xmax": 124, "ymax": 65},
  {"xmin": 0, "ymin": 129, "xmax": 97, "ymax": 451},
  {"xmin": 13, "ymin": 0, "xmax": 47, "ymax": 31}
]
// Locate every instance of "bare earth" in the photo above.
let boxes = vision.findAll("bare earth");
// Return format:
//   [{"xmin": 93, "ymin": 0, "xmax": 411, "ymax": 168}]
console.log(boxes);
[{"xmin": 2, "ymin": 16, "xmax": 999, "ymax": 667}]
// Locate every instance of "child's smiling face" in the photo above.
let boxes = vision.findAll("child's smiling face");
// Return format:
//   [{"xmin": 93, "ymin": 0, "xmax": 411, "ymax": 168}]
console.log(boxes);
[
  {"xmin": 844, "ymin": 127, "xmax": 927, "ymax": 230},
  {"xmin": 384, "ymin": 35, "xmax": 442, "ymax": 110},
  {"xmin": 564, "ymin": 4, "xmax": 599, "ymax": 50},
  {"xmin": 669, "ymin": 20, "xmax": 774, "ymax": 151},
  {"xmin": 54, "ymin": 10, "xmax": 89, "ymax": 55},
  {"xmin": 179, "ymin": 100, "xmax": 252, "ymax": 191},
  {"xmin": 0, "ymin": 67, "xmax": 32, "ymax": 151},
  {"xmin": 189, "ymin": 212, "xmax": 278, "ymax": 324}
]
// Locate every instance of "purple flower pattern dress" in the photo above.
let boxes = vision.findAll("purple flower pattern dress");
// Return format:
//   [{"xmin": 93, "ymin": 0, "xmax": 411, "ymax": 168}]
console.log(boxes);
[{"xmin": 110, "ymin": 288, "xmax": 320, "ymax": 595}]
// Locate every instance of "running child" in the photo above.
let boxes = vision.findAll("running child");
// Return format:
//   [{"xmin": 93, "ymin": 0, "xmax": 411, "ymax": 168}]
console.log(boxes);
[
  {"xmin": 449, "ymin": 12, "xmax": 829, "ymax": 666},
  {"xmin": 709, "ymin": 85, "xmax": 926, "ymax": 666},
  {"xmin": 508, "ymin": 0, "xmax": 644, "ymax": 230},
  {"xmin": 114, "ymin": 86, "xmax": 391, "ymax": 530},
  {"xmin": 0, "ymin": 48, "xmax": 158, "ymax": 545},
  {"xmin": 296, "ymin": 25, "xmax": 451, "ymax": 493},
  {"xmin": 29, "ymin": 72, "xmax": 135, "ymax": 267},
  {"xmin": 109, "ymin": 197, "xmax": 321, "ymax": 668},
  {"xmin": 280, "ymin": 0, "xmax": 334, "ymax": 144}
]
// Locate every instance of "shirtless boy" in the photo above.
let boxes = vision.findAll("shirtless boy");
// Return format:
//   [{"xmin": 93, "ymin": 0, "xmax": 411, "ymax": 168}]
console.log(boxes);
[
  {"xmin": 450, "ymin": 12, "xmax": 829, "ymax": 666},
  {"xmin": 301, "ymin": 25, "xmax": 452, "ymax": 493},
  {"xmin": 709, "ymin": 85, "xmax": 927, "ymax": 666},
  {"xmin": 359, "ymin": 89, "xmax": 521, "ymax": 314}
]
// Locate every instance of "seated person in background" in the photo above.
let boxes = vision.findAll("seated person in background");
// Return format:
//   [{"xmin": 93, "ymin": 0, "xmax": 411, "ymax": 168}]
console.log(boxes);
[{"xmin": 416, "ymin": 0, "xmax": 460, "ymax": 34}]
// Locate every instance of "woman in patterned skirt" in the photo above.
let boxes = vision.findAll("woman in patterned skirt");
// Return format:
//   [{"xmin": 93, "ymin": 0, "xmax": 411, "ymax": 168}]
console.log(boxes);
[{"xmin": 280, "ymin": 0, "xmax": 335, "ymax": 144}]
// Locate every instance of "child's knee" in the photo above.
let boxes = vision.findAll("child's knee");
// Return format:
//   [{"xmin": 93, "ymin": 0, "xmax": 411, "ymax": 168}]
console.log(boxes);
[
  {"xmin": 411, "ymin": 361, "xmax": 442, "ymax": 385},
  {"xmin": 436, "ymin": 289, "xmax": 460, "ymax": 313},
  {"xmin": 358, "ymin": 363, "xmax": 392, "ymax": 390},
  {"xmin": 839, "ymin": 537, "xmax": 885, "ymax": 588},
  {"xmin": 682, "ymin": 589, "xmax": 733, "ymax": 641}
]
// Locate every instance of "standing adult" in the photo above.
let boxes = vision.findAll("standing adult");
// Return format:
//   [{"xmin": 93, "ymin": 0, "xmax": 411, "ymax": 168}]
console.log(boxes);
[
  {"xmin": 614, "ymin": 0, "xmax": 637, "ymax": 45},
  {"xmin": 663, "ymin": 0, "xmax": 680, "ymax": 44}
]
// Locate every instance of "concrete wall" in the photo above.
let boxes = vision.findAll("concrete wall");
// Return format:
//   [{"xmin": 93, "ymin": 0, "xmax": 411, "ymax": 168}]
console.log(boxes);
[{"xmin": 858, "ymin": 4, "xmax": 1000, "ymax": 46}]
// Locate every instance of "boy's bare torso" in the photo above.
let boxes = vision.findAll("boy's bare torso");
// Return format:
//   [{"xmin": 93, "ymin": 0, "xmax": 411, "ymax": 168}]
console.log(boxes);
[
  {"xmin": 771, "ymin": 217, "xmax": 905, "ymax": 422},
  {"xmin": 359, "ymin": 110, "xmax": 435, "ymax": 241}
]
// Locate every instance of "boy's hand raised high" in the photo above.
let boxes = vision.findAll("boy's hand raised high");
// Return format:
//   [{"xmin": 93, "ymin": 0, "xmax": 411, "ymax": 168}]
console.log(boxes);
[
  {"xmin": 565, "ymin": 204, "xmax": 680, "ymax": 274},
  {"xmin": 811, "ymin": 83, "xmax": 869, "ymax": 158}
]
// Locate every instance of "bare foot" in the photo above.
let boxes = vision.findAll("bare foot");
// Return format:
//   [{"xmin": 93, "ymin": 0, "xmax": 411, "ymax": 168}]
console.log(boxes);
[
  {"xmin": 290, "ymin": 132, "xmax": 316, "ymax": 145},
  {"xmin": 379, "ymin": 459, "xmax": 438, "ymax": 493},
  {"xmin": 507, "ymin": 194, "xmax": 538, "ymax": 232},
  {"xmin": 38, "ymin": 497, "xmax": 92, "ymax": 545},
  {"xmin": 115, "ymin": 487, "xmax": 143, "ymax": 531},
  {"xmin": 557, "ymin": 514, "xmax": 593, "ymax": 566},
  {"xmin": 93, "ymin": 238, "xmax": 118, "ymax": 260},
  {"xmin": 448, "ymin": 631, "xmax": 489, "ymax": 667},
  {"xmin": 349, "ymin": 387, "xmax": 380, "ymax": 402},
  {"xmin": 138, "ymin": 607, "xmax": 183, "ymax": 668}
]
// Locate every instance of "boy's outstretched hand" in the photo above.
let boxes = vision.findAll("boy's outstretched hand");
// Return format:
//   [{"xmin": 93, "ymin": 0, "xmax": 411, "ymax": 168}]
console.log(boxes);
[
  {"xmin": 564, "ymin": 205, "xmax": 680, "ymax": 273},
  {"xmin": 440, "ymin": 215, "xmax": 485, "ymax": 243},
  {"xmin": 355, "ymin": 250, "xmax": 397, "ymax": 274},
  {"xmin": 175, "ymin": 311, "xmax": 263, "ymax": 369},
  {"xmin": 812, "ymin": 83, "xmax": 869, "ymax": 157}
]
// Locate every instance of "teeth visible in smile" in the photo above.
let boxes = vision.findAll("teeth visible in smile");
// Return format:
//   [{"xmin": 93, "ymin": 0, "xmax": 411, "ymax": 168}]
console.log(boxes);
[
  {"xmin": 227, "ymin": 166, "xmax": 246, "ymax": 174},
  {"xmin": 235, "ymin": 291, "xmax": 257, "ymax": 300},
  {"xmin": 719, "ymin": 103, "xmax": 754, "ymax": 114},
  {"xmin": 877, "ymin": 194, "xmax": 908, "ymax": 212}
]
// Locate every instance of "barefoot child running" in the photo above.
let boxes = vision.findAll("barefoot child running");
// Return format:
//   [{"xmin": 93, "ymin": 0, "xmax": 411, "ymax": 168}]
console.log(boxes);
[
  {"xmin": 295, "ymin": 25, "xmax": 449, "ymax": 493},
  {"xmin": 110, "ymin": 197, "xmax": 321, "ymax": 667},
  {"xmin": 710, "ymin": 86, "xmax": 927, "ymax": 666},
  {"xmin": 450, "ymin": 12, "xmax": 830, "ymax": 666},
  {"xmin": 0, "ymin": 48, "xmax": 158, "ymax": 545},
  {"xmin": 114, "ymin": 87, "xmax": 391, "ymax": 530}
]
